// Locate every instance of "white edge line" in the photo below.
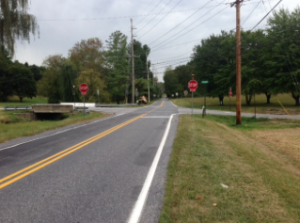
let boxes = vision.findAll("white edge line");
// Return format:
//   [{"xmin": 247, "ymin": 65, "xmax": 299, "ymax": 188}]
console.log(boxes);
[
  {"xmin": 0, "ymin": 113, "xmax": 125, "ymax": 152},
  {"xmin": 127, "ymin": 114, "xmax": 175, "ymax": 223}
]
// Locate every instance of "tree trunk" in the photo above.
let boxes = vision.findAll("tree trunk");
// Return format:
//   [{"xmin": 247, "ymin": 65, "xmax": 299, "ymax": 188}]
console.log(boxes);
[
  {"xmin": 218, "ymin": 95, "xmax": 224, "ymax": 106},
  {"xmin": 292, "ymin": 91, "xmax": 300, "ymax": 106},
  {"xmin": 265, "ymin": 93, "xmax": 271, "ymax": 104},
  {"xmin": 19, "ymin": 96, "xmax": 23, "ymax": 102},
  {"xmin": 245, "ymin": 94, "xmax": 252, "ymax": 106}
]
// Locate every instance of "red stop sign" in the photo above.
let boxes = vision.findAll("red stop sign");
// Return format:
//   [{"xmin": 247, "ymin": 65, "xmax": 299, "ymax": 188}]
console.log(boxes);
[
  {"xmin": 188, "ymin": 80, "xmax": 198, "ymax": 92},
  {"xmin": 79, "ymin": 83, "xmax": 89, "ymax": 95}
]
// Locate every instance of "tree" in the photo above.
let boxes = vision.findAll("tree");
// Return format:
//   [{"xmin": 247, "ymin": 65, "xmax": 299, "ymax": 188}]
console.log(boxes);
[
  {"xmin": 7, "ymin": 62, "xmax": 36, "ymax": 102},
  {"xmin": 163, "ymin": 66, "xmax": 181, "ymax": 97},
  {"xmin": 192, "ymin": 31, "xmax": 236, "ymax": 104},
  {"xmin": 69, "ymin": 38, "xmax": 107, "ymax": 102},
  {"xmin": 105, "ymin": 31, "xmax": 129, "ymax": 103},
  {"xmin": 0, "ymin": 52, "xmax": 12, "ymax": 101},
  {"xmin": 266, "ymin": 7, "xmax": 300, "ymax": 106},
  {"xmin": 0, "ymin": 0, "xmax": 39, "ymax": 56},
  {"xmin": 39, "ymin": 55, "xmax": 79, "ymax": 103}
]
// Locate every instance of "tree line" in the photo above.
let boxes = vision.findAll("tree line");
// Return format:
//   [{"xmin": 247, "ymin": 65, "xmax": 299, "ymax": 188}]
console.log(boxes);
[
  {"xmin": 0, "ymin": 31, "xmax": 162, "ymax": 103},
  {"xmin": 164, "ymin": 7, "xmax": 300, "ymax": 106},
  {"xmin": 0, "ymin": 0, "xmax": 162, "ymax": 103}
]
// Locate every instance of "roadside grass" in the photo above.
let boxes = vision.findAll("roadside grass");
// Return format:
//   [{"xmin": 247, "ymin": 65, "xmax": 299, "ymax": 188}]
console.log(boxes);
[
  {"xmin": 172, "ymin": 93, "xmax": 300, "ymax": 115},
  {"xmin": 0, "ymin": 110, "xmax": 110, "ymax": 144},
  {"xmin": 159, "ymin": 115, "xmax": 300, "ymax": 223},
  {"xmin": 0, "ymin": 96, "xmax": 47, "ymax": 107}
]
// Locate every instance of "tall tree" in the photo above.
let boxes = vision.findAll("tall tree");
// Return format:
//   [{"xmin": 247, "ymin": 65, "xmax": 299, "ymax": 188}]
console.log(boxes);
[
  {"xmin": 267, "ymin": 7, "xmax": 300, "ymax": 106},
  {"xmin": 105, "ymin": 31, "xmax": 129, "ymax": 103},
  {"xmin": 8, "ymin": 62, "xmax": 36, "ymax": 102},
  {"xmin": 0, "ymin": 0, "xmax": 39, "ymax": 56},
  {"xmin": 69, "ymin": 38, "xmax": 107, "ymax": 102}
]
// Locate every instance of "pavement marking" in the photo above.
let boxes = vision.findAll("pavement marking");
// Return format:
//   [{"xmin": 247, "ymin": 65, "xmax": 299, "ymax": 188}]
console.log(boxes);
[
  {"xmin": 0, "ymin": 100, "xmax": 166, "ymax": 190},
  {"xmin": 127, "ymin": 114, "xmax": 174, "ymax": 223},
  {"xmin": 0, "ymin": 114, "xmax": 117, "ymax": 152},
  {"xmin": 142, "ymin": 116, "xmax": 170, "ymax": 119}
]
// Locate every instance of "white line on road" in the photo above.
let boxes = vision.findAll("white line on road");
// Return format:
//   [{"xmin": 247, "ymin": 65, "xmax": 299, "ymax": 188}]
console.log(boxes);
[
  {"xmin": 142, "ymin": 116, "xmax": 170, "ymax": 119},
  {"xmin": 127, "ymin": 114, "xmax": 175, "ymax": 223},
  {"xmin": 0, "ymin": 113, "xmax": 125, "ymax": 152}
]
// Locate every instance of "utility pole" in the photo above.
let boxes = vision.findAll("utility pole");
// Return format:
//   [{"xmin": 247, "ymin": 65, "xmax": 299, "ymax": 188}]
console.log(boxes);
[
  {"xmin": 146, "ymin": 53, "xmax": 150, "ymax": 103},
  {"xmin": 131, "ymin": 18, "xmax": 135, "ymax": 104},
  {"xmin": 130, "ymin": 19, "xmax": 139, "ymax": 104},
  {"xmin": 231, "ymin": 0, "xmax": 243, "ymax": 125}
]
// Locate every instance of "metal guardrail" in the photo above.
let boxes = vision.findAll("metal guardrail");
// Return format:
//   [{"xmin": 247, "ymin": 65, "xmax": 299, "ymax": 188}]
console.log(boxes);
[{"xmin": 4, "ymin": 106, "xmax": 31, "ymax": 111}]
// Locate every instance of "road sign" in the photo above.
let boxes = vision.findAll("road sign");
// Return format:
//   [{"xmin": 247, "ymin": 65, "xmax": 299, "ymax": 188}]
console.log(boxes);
[
  {"xmin": 229, "ymin": 90, "xmax": 233, "ymax": 97},
  {"xmin": 79, "ymin": 83, "xmax": 89, "ymax": 95},
  {"xmin": 183, "ymin": 90, "xmax": 188, "ymax": 96},
  {"xmin": 188, "ymin": 80, "xmax": 198, "ymax": 92},
  {"xmin": 201, "ymin": 80, "xmax": 209, "ymax": 84}
]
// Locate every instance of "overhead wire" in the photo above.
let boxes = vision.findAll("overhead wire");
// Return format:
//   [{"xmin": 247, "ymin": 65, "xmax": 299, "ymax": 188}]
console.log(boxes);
[
  {"xmin": 148, "ymin": 0, "xmax": 212, "ymax": 46},
  {"xmin": 250, "ymin": 0, "xmax": 282, "ymax": 31},
  {"xmin": 136, "ymin": 0, "xmax": 173, "ymax": 34},
  {"xmin": 242, "ymin": 0, "xmax": 261, "ymax": 26},
  {"xmin": 151, "ymin": 3, "xmax": 228, "ymax": 51},
  {"xmin": 135, "ymin": 0, "xmax": 164, "ymax": 26},
  {"xmin": 139, "ymin": 0, "xmax": 183, "ymax": 39},
  {"xmin": 37, "ymin": 6, "xmax": 207, "ymax": 22}
]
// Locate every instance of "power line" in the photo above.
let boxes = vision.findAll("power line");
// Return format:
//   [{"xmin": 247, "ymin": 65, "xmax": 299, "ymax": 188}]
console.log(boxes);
[
  {"xmin": 148, "ymin": 0, "xmax": 212, "ymax": 46},
  {"xmin": 152, "ymin": 4, "xmax": 228, "ymax": 51},
  {"xmin": 37, "ymin": 6, "xmax": 208, "ymax": 22},
  {"xmin": 251, "ymin": 0, "xmax": 282, "ymax": 31},
  {"xmin": 136, "ymin": 0, "xmax": 173, "ymax": 34},
  {"xmin": 139, "ymin": 0, "xmax": 183, "ymax": 39},
  {"xmin": 136, "ymin": 0, "xmax": 164, "ymax": 26},
  {"xmin": 242, "ymin": 0, "xmax": 261, "ymax": 26},
  {"xmin": 151, "ymin": 55, "xmax": 191, "ymax": 62},
  {"xmin": 152, "ymin": 39, "xmax": 201, "ymax": 52},
  {"xmin": 152, "ymin": 57, "xmax": 191, "ymax": 65}
]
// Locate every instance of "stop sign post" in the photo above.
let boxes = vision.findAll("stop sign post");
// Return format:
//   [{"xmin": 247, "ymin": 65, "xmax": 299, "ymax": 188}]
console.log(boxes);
[
  {"xmin": 79, "ymin": 83, "xmax": 89, "ymax": 117},
  {"xmin": 188, "ymin": 75, "xmax": 198, "ymax": 115}
]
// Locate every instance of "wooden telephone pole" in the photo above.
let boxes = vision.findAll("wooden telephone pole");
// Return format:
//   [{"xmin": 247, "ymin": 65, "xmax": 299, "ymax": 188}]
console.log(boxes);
[
  {"xmin": 146, "ymin": 53, "xmax": 150, "ymax": 103},
  {"xmin": 131, "ymin": 19, "xmax": 135, "ymax": 104},
  {"xmin": 129, "ymin": 19, "xmax": 140, "ymax": 103},
  {"xmin": 231, "ymin": 0, "xmax": 243, "ymax": 125}
]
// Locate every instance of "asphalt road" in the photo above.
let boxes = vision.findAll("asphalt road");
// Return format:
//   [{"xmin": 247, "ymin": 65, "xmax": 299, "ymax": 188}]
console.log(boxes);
[{"xmin": 0, "ymin": 99, "xmax": 179, "ymax": 223}]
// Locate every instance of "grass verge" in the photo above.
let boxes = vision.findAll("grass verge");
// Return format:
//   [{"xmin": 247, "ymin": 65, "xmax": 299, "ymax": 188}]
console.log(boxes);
[
  {"xmin": 0, "ymin": 96, "xmax": 47, "ymax": 107},
  {"xmin": 172, "ymin": 94, "xmax": 300, "ymax": 115},
  {"xmin": 159, "ymin": 115, "xmax": 300, "ymax": 223},
  {"xmin": 0, "ymin": 111, "xmax": 110, "ymax": 144}
]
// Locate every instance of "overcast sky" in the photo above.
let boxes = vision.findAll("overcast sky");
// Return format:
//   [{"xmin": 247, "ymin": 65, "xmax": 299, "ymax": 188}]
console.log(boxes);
[{"xmin": 15, "ymin": 0, "xmax": 299, "ymax": 82}]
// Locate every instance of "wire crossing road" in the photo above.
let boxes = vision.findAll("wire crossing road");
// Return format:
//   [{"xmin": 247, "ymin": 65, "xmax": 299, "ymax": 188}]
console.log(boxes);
[{"xmin": 0, "ymin": 99, "xmax": 179, "ymax": 223}]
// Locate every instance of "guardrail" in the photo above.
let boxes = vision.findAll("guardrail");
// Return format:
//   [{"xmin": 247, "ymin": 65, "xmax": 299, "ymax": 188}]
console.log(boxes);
[{"xmin": 4, "ymin": 106, "xmax": 31, "ymax": 111}]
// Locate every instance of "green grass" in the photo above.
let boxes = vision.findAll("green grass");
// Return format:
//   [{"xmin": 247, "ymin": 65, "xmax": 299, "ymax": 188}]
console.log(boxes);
[
  {"xmin": 0, "ymin": 110, "xmax": 109, "ymax": 143},
  {"xmin": 159, "ymin": 115, "xmax": 300, "ymax": 223},
  {"xmin": 172, "ymin": 93, "xmax": 300, "ymax": 115},
  {"xmin": 0, "ymin": 96, "xmax": 47, "ymax": 107}
]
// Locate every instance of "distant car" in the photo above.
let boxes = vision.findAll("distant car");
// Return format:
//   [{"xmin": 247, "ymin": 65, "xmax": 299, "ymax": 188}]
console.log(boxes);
[{"xmin": 137, "ymin": 96, "xmax": 148, "ymax": 105}]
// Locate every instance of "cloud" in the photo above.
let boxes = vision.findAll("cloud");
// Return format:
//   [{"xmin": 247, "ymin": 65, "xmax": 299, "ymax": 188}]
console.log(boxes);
[{"xmin": 15, "ymin": 0, "xmax": 299, "ymax": 82}]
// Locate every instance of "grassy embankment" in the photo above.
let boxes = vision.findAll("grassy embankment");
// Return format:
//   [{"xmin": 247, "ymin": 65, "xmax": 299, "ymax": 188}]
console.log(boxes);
[
  {"xmin": 0, "ymin": 96, "xmax": 110, "ymax": 143},
  {"xmin": 172, "ymin": 93, "xmax": 300, "ymax": 115},
  {"xmin": 160, "ymin": 115, "xmax": 300, "ymax": 222}
]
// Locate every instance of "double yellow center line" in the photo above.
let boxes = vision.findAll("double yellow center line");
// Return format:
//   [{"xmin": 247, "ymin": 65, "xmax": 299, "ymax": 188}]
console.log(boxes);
[{"xmin": 0, "ymin": 100, "xmax": 165, "ymax": 190}]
